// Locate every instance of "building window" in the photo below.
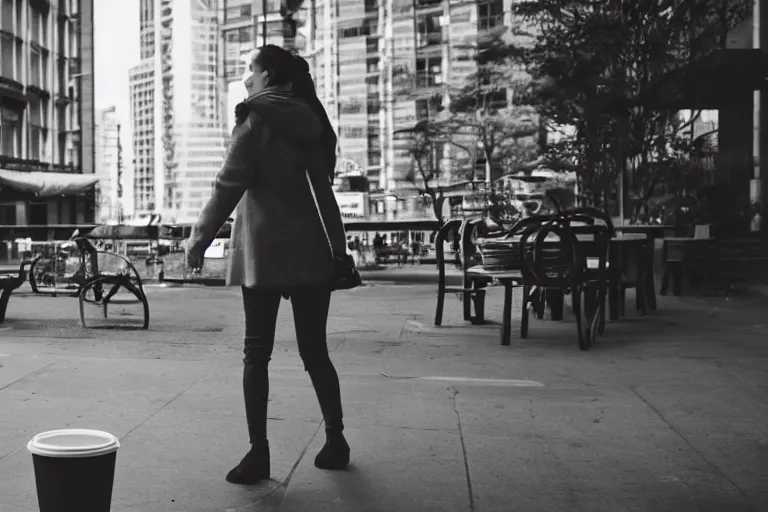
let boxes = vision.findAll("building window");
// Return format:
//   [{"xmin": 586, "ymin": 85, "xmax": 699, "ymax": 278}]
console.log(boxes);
[
  {"xmin": 416, "ymin": 97, "xmax": 441, "ymax": 120},
  {"xmin": 14, "ymin": 39, "xmax": 22, "ymax": 78},
  {"xmin": 0, "ymin": 107, "xmax": 21, "ymax": 158},
  {"xmin": 341, "ymin": 126, "xmax": 365, "ymax": 138},
  {"xmin": 478, "ymin": 0, "xmax": 503, "ymax": 31},
  {"xmin": 224, "ymin": 3, "xmax": 251, "ymax": 22},
  {"xmin": 1, "ymin": 0, "xmax": 12, "ymax": 32},
  {"xmin": 416, "ymin": 13, "xmax": 441, "ymax": 47},
  {"xmin": 28, "ymin": 202, "xmax": 48, "ymax": 225},
  {"xmin": 41, "ymin": 52, "xmax": 49, "ymax": 89},
  {"xmin": 415, "ymin": 57, "xmax": 442, "ymax": 87},
  {"xmin": 0, "ymin": 203, "xmax": 16, "ymax": 224},
  {"xmin": 253, "ymin": 0, "xmax": 281, "ymax": 15},
  {"xmin": 30, "ymin": 48, "xmax": 41, "ymax": 87},
  {"xmin": 0, "ymin": 33, "xmax": 13, "ymax": 79},
  {"xmin": 28, "ymin": 99, "xmax": 48, "ymax": 161}
]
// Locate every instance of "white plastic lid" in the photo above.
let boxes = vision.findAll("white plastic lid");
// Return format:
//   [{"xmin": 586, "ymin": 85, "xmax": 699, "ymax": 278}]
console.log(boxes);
[{"xmin": 27, "ymin": 429, "xmax": 120, "ymax": 458}]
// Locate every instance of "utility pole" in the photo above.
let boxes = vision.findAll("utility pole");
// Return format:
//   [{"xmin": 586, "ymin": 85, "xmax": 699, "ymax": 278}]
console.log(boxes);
[{"xmin": 262, "ymin": 0, "xmax": 268, "ymax": 45}]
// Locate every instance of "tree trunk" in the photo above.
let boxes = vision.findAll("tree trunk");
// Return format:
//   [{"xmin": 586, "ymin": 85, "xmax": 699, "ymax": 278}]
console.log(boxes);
[{"xmin": 432, "ymin": 194, "xmax": 445, "ymax": 224}]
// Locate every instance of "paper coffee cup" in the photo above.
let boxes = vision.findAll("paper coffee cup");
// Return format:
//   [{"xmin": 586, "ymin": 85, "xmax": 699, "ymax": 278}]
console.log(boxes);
[{"xmin": 28, "ymin": 429, "xmax": 120, "ymax": 512}]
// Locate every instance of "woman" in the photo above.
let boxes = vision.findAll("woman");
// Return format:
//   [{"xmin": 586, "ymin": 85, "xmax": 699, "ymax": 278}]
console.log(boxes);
[{"xmin": 186, "ymin": 45, "xmax": 350, "ymax": 484}]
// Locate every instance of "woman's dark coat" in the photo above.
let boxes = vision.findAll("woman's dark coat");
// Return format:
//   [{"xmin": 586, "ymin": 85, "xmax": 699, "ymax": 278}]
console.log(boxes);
[{"xmin": 188, "ymin": 89, "xmax": 347, "ymax": 288}]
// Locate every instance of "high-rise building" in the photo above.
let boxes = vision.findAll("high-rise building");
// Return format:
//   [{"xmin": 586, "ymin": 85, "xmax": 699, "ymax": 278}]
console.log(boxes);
[
  {"xmin": 129, "ymin": 0, "xmax": 227, "ymax": 225},
  {"xmin": 219, "ymin": 0, "xmax": 310, "ymax": 134},
  {"xmin": 0, "ymin": 0, "xmax": 97, "ymax": 240},
  {"xmin": 217, "ymin": 0, "xmax": 517, "ymax": 219},
  {"xmin": 128, "ymin": 57, "xmax": 155, "ymax": 217},
  {"xmin": 301, "ymin": 0, "xmax": 512, "ymax": 217},
  {"xmin": 94, "ymin": 106, "xmax": 120, "ymax": 223}
]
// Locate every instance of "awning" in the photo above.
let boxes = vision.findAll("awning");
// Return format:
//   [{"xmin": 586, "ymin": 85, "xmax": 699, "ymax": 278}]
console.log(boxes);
[
  {"xmin": 0, "ymin": 169, "xmax": 99, "ymax": 196},
  {"xmin": 638, "ymin": 49, "xmax": 767, "ymax": 110}
]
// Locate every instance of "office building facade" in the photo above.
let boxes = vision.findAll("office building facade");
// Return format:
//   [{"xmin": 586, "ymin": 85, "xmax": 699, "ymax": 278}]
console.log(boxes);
[
  {"xmin": 94, "ymin": 106, "xmax": 120, "ymax": 223},
  {"xmin": 0, "ymin": 0, "xmax": 96, "ymax": 239},
  {"xmin": 300, "ymin": 0, "xmax": 513, "ymax": 217},
  {"xmin": 129, "ymin": 0, "xmax": 227, "ymax": 225}
]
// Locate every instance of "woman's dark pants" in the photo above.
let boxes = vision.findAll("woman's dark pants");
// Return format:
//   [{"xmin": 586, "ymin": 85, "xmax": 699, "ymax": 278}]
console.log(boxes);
[{"xmin": 241, "ymin": 285, "xmax": 344, "ymax": 443}]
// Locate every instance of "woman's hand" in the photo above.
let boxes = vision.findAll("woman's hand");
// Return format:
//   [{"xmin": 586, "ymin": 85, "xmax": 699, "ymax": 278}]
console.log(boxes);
[{"xmin": 186, "ymin": 243, "xmax": 205, "ymax": 272}]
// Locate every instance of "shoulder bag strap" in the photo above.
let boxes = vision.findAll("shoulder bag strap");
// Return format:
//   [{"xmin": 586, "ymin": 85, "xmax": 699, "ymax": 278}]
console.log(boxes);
[{"xmin": 305, "ymin": 170, "xmax": 335, "ymax": 255}]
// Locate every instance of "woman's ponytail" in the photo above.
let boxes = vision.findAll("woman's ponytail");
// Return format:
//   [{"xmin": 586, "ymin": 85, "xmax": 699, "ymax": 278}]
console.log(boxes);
[{"xmin": 291, "ymin": 55, "xmax": 337, "ymax": 182}]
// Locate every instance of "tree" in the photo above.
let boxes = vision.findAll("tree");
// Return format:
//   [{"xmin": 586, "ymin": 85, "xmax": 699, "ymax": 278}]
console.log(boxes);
[
  {"xmin": 511, "ymin": 0, "xmax": 753, "ymax": 215},
  {"xmin": 448, "ymin": 31, "xmax": 541, "ymax": 182},
  {"xmin": 394, "ymin": 119, "xmax": 475, "ymax": 224}
]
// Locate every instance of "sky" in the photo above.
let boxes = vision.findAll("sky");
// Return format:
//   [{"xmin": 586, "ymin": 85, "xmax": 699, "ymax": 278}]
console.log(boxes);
[{"xmin": 94, "ymin": 0, "xmax": 139, "ymax": 152}]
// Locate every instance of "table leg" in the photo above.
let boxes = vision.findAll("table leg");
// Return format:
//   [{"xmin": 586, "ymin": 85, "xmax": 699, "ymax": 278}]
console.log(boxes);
[
  {"xmin": 501, "ymin": 283, "xmax": 512, "ymax": 346},
  {"xmin": 646, "ymin": 235, "xmax": 658, "ymax": 311},
  {"xmin": 546, "ymin": 289, "xmax": 564, "ymax": 321},
  {"xmin": 609, "ymin": 284, "xmax": 620, "ymax": 320}
]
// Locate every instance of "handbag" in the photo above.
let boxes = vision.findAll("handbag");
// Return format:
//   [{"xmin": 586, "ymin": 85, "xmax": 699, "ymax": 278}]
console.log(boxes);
[{"xmin": 305, "ymin": 170, "xmax": 363, "ymax": 291}]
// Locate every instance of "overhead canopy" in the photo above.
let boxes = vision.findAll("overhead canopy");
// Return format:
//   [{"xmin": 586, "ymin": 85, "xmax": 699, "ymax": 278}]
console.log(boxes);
[
  {"xmin": 638, "ymin": 49, "xmax": 767, "ymax": 110},
  {"xmin": 0, "ymin": 169, "xmax": 99, "ymax": 197}
]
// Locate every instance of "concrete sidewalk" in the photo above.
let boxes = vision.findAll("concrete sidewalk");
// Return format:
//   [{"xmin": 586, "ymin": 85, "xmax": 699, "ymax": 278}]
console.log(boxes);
[{"xmin": 0, "ymin": 283, "xmax": 766, "ymax": 512}]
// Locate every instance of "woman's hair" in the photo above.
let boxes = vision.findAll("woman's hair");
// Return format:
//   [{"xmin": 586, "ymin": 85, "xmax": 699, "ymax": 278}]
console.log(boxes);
[
  {"xmin": 242, "ymin": 45, "xmax": 338, "ymax": 180},
  {"xmin": 278, "ymin": 47, "xmax": 338, "ymax": 181},
  {"xmin": 252, "ymin": 44, "xmax": 296, "ymax": 88}
]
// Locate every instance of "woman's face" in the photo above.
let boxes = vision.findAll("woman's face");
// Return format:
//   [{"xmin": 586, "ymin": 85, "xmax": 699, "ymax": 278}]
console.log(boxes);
[{"xmin": 244, "ymin": 58, "xmax": 267, "ymax": 97}]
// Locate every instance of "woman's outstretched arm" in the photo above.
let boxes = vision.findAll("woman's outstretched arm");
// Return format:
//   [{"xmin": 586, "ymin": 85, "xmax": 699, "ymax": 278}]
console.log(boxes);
[{"xmin": 187, "ymin": 117, "xmax": 258, "ymax": 255}]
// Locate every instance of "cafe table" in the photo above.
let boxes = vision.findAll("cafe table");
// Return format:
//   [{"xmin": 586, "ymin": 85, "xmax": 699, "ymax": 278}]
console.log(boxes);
[
  {"xmin": 469, "ymin": 232, "xmax": 648, "ymax": 346},
  {"xmin": 613, "ymin": 225, "xmax": 675, "ymax": 311}
]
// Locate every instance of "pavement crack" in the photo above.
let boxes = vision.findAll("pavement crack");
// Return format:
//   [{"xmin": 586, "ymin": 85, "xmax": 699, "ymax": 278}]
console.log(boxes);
[
  {"xmin": 0, "ymin": 444, "xmax": 26, "ymax": 462},
  {"xmin": 281, "ymin": 420, "xmax": 324, "ymax": 486},
  {"xmin": 450, "ymin": 387, "xmax": 475, "ymax": 512},
  {"xmin": 330, "ymin": 337, "xmax": 347, "ymax": 352},
  {"xmin": 120, "ymin": 380, "xmax": 199, "ymax": 442},
  {"xmin": 0, "ymin": 362, "xmax": 56, "ymax": 392},
  {"xmin": 380, "ymin": 372, "xmax": 419, "ymax": 380},
  {"xmin": 629, "ymin": 385, "xmax": 749, "ymax": 498}
]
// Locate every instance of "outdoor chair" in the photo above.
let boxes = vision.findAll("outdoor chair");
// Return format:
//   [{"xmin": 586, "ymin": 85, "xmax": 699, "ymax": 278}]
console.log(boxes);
[
  {"xmin": 73, "ymin": 237, "xmax": 150, "ymax": 329},
  {"xmin": 519, "ymin": 212, "xmax": 611, "ymax": 350},
  {"xmin": 0, "ymin": 260, "xmax": 32, "ymax": 323},
  {"xmin": 466, "ymin": 216, "xmax": 556, "ymax": 345},
  {"xmin": 434, "ymin": 218, "xmax": 490, "ymax": 326},
  {"xmin": 29, "ymin": 244, "xmax": 82, "ymax": 296},
  {"xmin": 660, "ymin": 238, "xmax": 718, "ymax": 296},
  {"xmin": 606, "ymin": 234, "xmax": 650, "ymax": 318}
]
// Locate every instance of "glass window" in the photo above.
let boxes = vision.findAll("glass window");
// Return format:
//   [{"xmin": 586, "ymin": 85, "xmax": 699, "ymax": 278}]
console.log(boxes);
[
  {"xmin": 30, "ymin": 9, "xmax": 41, "ymax": 43},
  {"xmin": 41, "ymin": 53, "xmax": 49, "ymax": 88},
  {"xmin": 1, "ymin": 0, "xmax": 13, "ymax": 32},
  {"xmin": 30, "ymin": 48, "xmax": 41, "ymax": 86},
  {"xmin": 478, "ymin": 0, "xmax": 503, "ymax": 30},
  {"xmin": 0, "ymin": 107, "xmax": 22, "ymax": 158},
  {"xmin": 0, "ymin": 33, "xmax": 13, "ymax": 79}
]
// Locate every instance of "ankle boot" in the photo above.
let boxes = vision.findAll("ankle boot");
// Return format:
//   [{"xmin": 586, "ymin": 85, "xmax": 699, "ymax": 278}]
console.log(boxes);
[
  {"xmin": 314, "ymin": 430, "xmax": 350, "ymax": 470},
  {"xmin": 226, "ymin": 441, "xmax": 270, "ymax": 484}
]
